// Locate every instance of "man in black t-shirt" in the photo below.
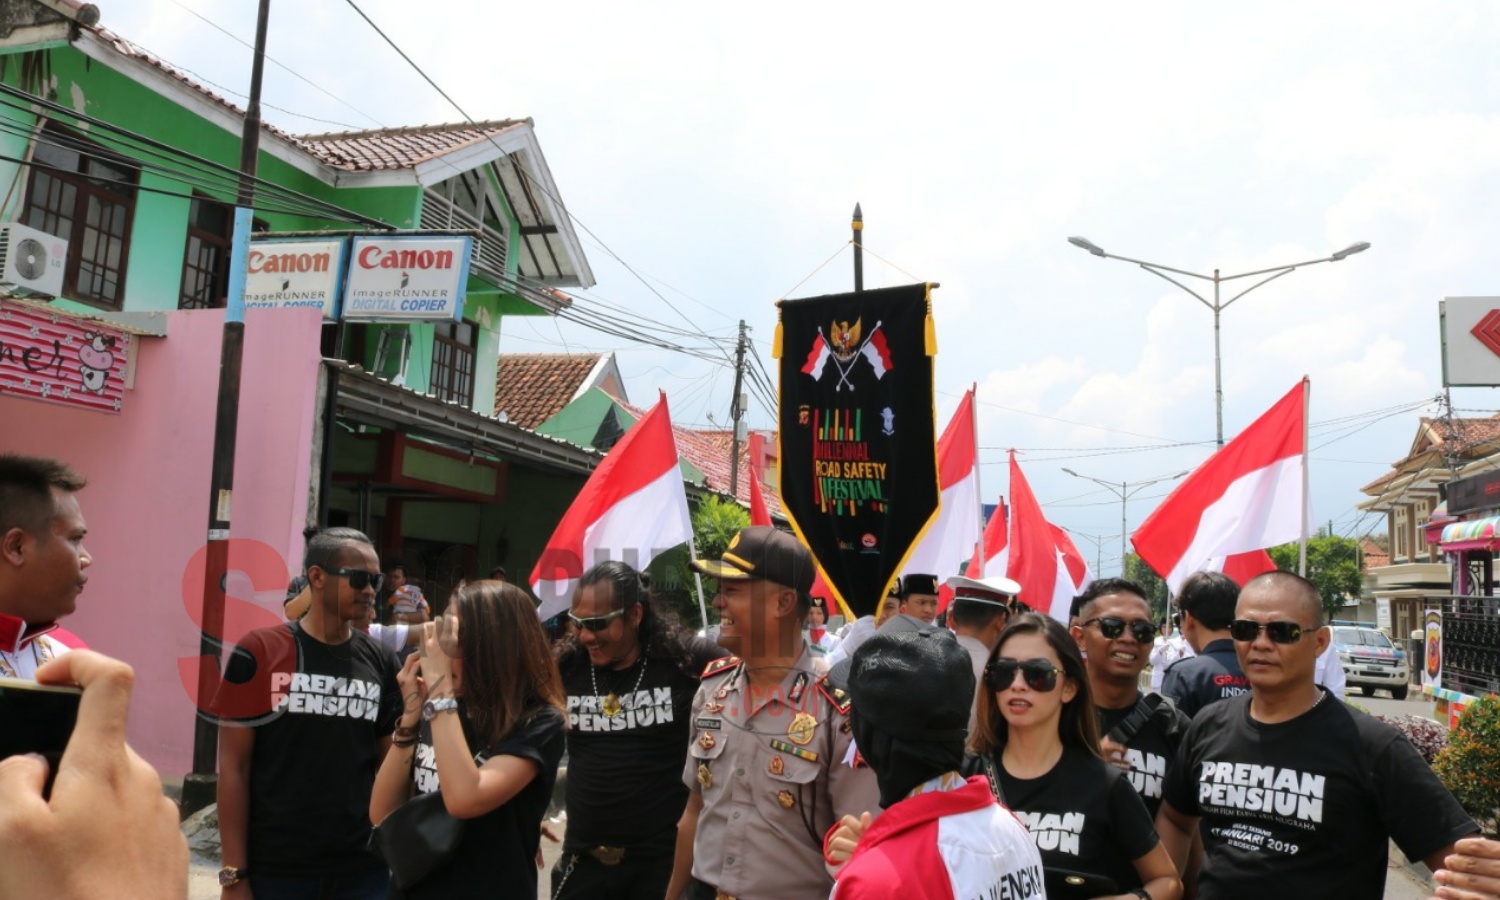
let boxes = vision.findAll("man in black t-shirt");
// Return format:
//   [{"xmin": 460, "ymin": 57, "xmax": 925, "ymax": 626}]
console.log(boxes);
[
  {"xmin": 1161, "ymin": 571, "xmax": 1250, "ymax": 718},
  {"xmin": 1071, "ymin": 578, "xmax": 1189, "ymax": 820},
  {"xmin": 552, "ymin": 561, "xmax": 725, "ymax": 900},
  {"xmin": 1158, "ymin": 572, "xmax": 1478, "ymax": 899},
  {"xmin": 215, "ymin": 528, "xmax": 402, "ymax": 900}
]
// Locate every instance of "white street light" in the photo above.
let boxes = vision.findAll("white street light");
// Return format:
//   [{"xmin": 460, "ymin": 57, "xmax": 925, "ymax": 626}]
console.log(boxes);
[
  {"xmin": 1066, "ymin": 237, "xmax": 1370, "ymax": 446},
  {"xmin": 1062, "ymin": 468, "xmax": 1189, "ymax": 577}
]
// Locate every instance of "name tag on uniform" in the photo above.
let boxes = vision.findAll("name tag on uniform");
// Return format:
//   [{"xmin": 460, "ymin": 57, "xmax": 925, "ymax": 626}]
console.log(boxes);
[{"xmin": 695, "ymin": 716, "xmax": 723, "ymax": 730}]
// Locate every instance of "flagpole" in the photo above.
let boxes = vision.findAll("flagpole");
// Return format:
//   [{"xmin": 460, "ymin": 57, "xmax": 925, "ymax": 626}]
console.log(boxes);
[
  {"xmin": 689, "ymin": 534, "xmax": 711, "ymax": 631},
  {"xmin": 1299, "ymin": 377, "xmax": 1310, "ymax": 577}
]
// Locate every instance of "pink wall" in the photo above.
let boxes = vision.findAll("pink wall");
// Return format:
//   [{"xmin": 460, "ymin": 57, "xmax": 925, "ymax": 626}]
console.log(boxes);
[{"xmin": 1, "ymin": 307, "xmax": 324, "ymax": 776}]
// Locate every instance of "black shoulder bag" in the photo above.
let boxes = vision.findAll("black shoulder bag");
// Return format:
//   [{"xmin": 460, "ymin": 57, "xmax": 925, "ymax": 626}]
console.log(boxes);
[{"xmin": 372, "ymin": 748, "xmax": 487, "ymax": 889}]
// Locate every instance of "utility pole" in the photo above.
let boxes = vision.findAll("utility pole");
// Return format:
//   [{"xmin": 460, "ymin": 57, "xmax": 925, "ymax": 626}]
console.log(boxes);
[
  {"xmin": 852, "ymin": 203, "xmax": 863, "ymax": 292},
  {"xmin": 728, "ymin": 319, "xmax": 748, "ymax": 496},
  {"xmin": 182, "ymin": 0, "xmax": 270, "ymax": 817}
]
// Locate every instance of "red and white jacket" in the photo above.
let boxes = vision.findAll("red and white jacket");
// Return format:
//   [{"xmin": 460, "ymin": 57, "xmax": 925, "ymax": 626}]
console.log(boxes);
[{"xmin": 830, "ymin": 776, "xmax": 1045, "ymax": 900}]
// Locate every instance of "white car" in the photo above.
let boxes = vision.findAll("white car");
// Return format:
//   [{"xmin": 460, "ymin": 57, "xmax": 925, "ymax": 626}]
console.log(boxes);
[{"xmin": 1331, "ymin": 625, "xmax": 1411, "ymax": 700}]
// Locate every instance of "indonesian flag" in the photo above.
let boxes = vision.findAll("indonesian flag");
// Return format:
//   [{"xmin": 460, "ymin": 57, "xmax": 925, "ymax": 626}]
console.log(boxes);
[
  {"xmin": 1222, "ymin": 549, "xmax": 1278, "ymax": 586},
  {"xmin": 802, "ymin": 334, "xmax": 831, "ymax": 380},
  {"xmin": 1051, "ymin": 525, "xmax": 1093, "ymax": 614},
  {"xmin": 904, "ymin": 388, "xmax": 980, "ymax": 584},
  {"xmin": 861, "ymin": 326, "xmax": 893, "ymax": 378},
  {"xmin": 748, "ymin": 461, "xmax": 772, "ymax": 527},
  {"xmin": 531, "ymin": 393, "xmax": 693, "ymax": 621},
  {"xmin": 1132, "ymin": 379, "xmax": 1311, "ymax": 594},
  {"xmin": 1005, "ymin": 453, "xmax": 1073, "ymax": 623},
  {"xmin": 968, "ymin": 498, "xmax": 1010, "ymax": 578}
]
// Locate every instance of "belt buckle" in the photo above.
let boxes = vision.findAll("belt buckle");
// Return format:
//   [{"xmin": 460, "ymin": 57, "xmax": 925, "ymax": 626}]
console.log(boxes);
[{"xmin": 590, "ymin": 845, "xmax": 626, "ymax": 866}]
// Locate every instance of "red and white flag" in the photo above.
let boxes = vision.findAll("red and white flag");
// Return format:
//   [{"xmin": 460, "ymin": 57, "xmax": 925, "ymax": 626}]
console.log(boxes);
[
  {"xmin": 1051, "ymin": 525, "xmax": 1093, "ymax": 615},
  {"xmin": 802, "ymin": 334, "xmax": 831, "ymax": 381},
  {"xmin": 1221, "ymin": 549, "xmax": 1278, "ymax": 586},
  {"xmin": 1004, "ymin": 453, "xmax": 1076, "ymax": 623},
  {"xmin": 1132, "ymin": 379, "xmax": 1311, "ymax": 594},
  {"xmin": 531, "ymin": 393, "xmax": 693, "ymax": 620},
  {"xmin": 861, "ymin": 326, "xmax": 893, "ymax": 379},
  {"xmin": 904, "ymin": 388, "xmax": 981, "ymax": 583},
  {"xmin": 748, "ymin": 462, "xmax": 772, "ymax": 527}
]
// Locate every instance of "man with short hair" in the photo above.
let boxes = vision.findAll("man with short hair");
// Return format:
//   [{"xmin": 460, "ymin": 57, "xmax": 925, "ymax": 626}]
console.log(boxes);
[
  {"xmin": 384, "ymin": 564, "xmax": 428, "ymax": 624},
  {"xmin": 1160, "ymin": 571, "xmax": 1249, "ymax": 718},
  {"xmin": 896, "ymin": 574, "xmax": 940, "ymax": 624},
  {"xmin": 1071, "ymin": 578, "xmax": 1190, "ymax": 820},
  {"xmin": 215, "ymin": 527, "xmax": 403, "ymax": 899},
  {"xmin": 944, "ymin": 574, "xmax": 1017, "ymax": 734},
  {"xmin": 666, "ymin": 526, "xmax": 880, "ymax": 900},
  {"xmin": 1158, "ymin": 571, "xmax": 1479, "ymax": 898},
  {"xmin": 0, "ymin": 454, "xmax": 89, "ymax": 680}
]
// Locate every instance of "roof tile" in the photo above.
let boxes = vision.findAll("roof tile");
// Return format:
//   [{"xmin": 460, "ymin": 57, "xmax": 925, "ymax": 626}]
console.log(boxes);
[{"xmin": 494, "ymin": 353, "xmax": 604, "ymax": 429}]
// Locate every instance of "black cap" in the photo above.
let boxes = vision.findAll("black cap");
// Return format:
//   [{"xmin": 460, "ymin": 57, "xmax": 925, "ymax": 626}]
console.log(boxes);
[
  {"xmin": 900, "ymin": 574, "xmax": 939, "ymax": 596},
  {"xmin": 690, "ymin": 526, "xmax": 814, "ymax": 594},
  {"xmin": 848, "ymin": 630, "xmax": 973, "ymax": 743}
]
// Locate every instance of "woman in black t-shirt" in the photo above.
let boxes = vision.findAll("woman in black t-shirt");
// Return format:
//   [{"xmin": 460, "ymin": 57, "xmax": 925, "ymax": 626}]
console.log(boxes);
[
  {"xmin": 371, "ymin": 580, "xmax": 567, "ymax": 899},
  {"xmin": 967, "ymin": 613, "xmax": 1181, "ymax": 900}
]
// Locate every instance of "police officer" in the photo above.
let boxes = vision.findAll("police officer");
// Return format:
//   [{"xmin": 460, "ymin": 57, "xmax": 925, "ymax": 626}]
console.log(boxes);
[
  {"xmin": 666, "ymin": 526, "xmax": 881, "ymax": 900},
  {"xmin": 1161, "ymin": 571, "xmax": 1251, "ymax": 718}
]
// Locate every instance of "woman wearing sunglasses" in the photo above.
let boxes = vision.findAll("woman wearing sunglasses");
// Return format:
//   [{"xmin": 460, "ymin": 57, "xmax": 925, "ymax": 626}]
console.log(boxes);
[
  {"xmin": 966, "ymin": 612, "xmax": 1181, "ymax": 900},
  {"xmin": 370, "ymin": 580, "xmax": 567, "ymax": 899}
]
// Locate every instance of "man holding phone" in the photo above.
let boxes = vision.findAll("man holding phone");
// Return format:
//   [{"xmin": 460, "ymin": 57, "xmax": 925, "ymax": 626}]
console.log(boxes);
[
  {"xmin": 215, "ymin": 527, "xmax": 402, "ymax": 899},
  {"xmin": 0, "ymin": 455, "xmax": 90, "ymax": 681}
]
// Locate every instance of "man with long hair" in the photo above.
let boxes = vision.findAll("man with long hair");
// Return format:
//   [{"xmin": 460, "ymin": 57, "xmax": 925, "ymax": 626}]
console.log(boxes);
[{"xmin": 551, "ymin": 561, "xmax": 725, "ymax": 900}]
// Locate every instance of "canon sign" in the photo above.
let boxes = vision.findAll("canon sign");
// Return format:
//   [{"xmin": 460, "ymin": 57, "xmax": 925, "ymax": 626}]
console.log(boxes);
[
  {"xmin": 243, "ymin": 238, "xmax": 345, "ymax": 318},
  {"xmin": 341, "ymin": 235, "xmax": 473, "ymax": 323}
]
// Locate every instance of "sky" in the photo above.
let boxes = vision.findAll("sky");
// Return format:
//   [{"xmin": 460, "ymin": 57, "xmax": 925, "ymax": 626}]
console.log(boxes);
[{"xmin": 103, "ymin": 0, "xmax": 1500, "ymax": 575}]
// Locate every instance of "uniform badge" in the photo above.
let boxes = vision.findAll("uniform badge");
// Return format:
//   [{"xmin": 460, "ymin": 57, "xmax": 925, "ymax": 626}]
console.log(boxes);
[
  {"xmin": 787, "ymin": 712, "xmax": 817, "ymax": 745},
  {"xmin": 768, "ymin": 756, "xmax": 785, "ymax": 776},
  {"xmin": 695, "ymin": 717, "xmax": 723, "ymax": 730},
  {"xmin": 698, "ymin": 731, "xmax": 717, "ymax": 751},
  {"xmin": 715, "ymin": 687, "xmax": 729, "ymax": 700},
  {"xmin": 776, "ymin": 790, "xmax": 796, "ymax": 809},
  {"xmin": 697, "ymin": 763, "xmax": 714, "ymax": 789},
  {"xmin": 704, "ymin": 701, "xmax": 723, "ymax": 713},
  {"xmin": 769, "ymin": 739, "xmax": 819, "ymax": 762},
  {"xmin": 840, "ymin": 720, "xmax": 852, "ymax": 734}
]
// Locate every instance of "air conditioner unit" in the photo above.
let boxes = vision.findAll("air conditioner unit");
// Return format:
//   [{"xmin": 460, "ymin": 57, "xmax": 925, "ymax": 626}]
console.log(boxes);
[{"xmin": 0, "ymin": 222, "xmax": 67, "ymax": 297}]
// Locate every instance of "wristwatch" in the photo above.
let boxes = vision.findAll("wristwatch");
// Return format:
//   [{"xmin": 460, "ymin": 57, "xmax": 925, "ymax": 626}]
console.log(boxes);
[
  {"xmin": 422, "ymin": 697, "xmax": 459, "ymax": 721},
  {"xmin": 217, "ymin": 866, "xmax": 248, "ymax": 887}
]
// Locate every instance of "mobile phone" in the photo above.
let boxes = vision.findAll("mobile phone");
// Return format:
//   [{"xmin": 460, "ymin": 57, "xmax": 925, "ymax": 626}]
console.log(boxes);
[{"xmin": 0, "ymin": 677, "xmax": 82, "ymax": 797}]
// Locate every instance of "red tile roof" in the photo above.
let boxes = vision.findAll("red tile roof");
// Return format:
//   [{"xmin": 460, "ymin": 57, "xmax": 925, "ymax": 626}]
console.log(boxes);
[
  {"xmin": 494, "ymin": 353, "xmax": 605, "ymax": 429},
  {"xmin": 296, "ymin": 121, "xmax": 530, "ymax": 172},
  {"xmin": 1360, "ymin": 539, "xmax": 1390, "ymax": 570},
  {"xmin": 1361, "ymin": 414, "xmax": 1500, "ymax": 494}
]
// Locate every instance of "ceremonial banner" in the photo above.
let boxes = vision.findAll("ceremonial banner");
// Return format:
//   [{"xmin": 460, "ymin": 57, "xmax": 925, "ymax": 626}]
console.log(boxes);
[{"xmin": 775, "ymin": 284, "xmax": 939, "ymax": 618}]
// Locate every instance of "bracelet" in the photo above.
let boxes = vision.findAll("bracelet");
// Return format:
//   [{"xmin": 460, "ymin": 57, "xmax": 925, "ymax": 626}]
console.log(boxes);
[
  {"xmin": 393, "ymin": 724, "xmax": 419, "ymax": 740},
  {"xmin": 391, "ymin": 735, "xmax": 418, "ymax": 749}
]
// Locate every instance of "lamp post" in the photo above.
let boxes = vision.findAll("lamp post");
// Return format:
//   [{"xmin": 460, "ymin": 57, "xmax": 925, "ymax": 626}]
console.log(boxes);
[
  {"xmin": 1067, "ymin": 530, "xmax": 1113, "ymax": 578},
  {"xmin": 1066, "ymin": 236, "xmax": 1369, "ymax": 447},
  {"xmin": 1062, "ymin": 468, "xmax": 1189, "ymax": 577}
]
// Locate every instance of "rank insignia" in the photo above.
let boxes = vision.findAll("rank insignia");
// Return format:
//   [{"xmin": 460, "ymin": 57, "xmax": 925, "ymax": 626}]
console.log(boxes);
[
  {"xmin": 769, "ymin": 756, "xmax": 785, "ymax": 776},
  {"xmin": 787, "ymin": 712, "xmax": 817, "ymax": 745},
  {"xmin": 704, "ymin": 701, "xmax": 723, "ymax": 713},
  {"xmin": 776, "ymin": 790, "xmax": 796, "ymax": 809},
  {"xmin": 702, "ymin": 656, "xmax": 741, "ymax": 678},
  {"xmin": 698, "ymin": 731, "xmax": 717, "ymax": 751},
  {"xmin": 695, "ymin": 717, "xmax": 722, "ymax": 730},
  {"xmin": 697, "ymin": 763, "xmax": 714, "ymax": 789},
  {"xmin": 769, "ymin": 739, "xmax": 818, "ymax": 762}
]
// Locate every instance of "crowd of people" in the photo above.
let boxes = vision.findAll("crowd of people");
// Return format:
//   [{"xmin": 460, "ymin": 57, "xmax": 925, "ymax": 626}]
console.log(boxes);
[{"xmin": 5, "ymin": 452, "xmax": 1500, "ymax": 899}]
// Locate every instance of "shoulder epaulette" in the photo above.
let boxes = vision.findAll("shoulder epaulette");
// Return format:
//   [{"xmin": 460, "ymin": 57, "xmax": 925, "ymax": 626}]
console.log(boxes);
[
  {"xmin": 701, "ymin": 655, "xmax": 741, "ymax": 679},
  {"xmin": 816, "ymin": 674, "xmax": 852, "ymax": 714}
]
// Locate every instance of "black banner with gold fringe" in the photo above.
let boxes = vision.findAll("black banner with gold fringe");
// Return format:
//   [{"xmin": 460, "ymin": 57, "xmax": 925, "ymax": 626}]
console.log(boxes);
[{"xmin": 774, "ymin": 283, "xmax": 940, "ymax": 619}]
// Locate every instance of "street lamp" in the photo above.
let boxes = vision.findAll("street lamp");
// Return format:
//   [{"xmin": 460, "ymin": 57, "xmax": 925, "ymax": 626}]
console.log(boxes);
[
  {"xmin": 1062, "ymin": 468, "xmax": 1189, "ymax": 577},
  {"xmin": 1066, "ymin": 530, "xmax": 1115, "ymax": 578},
  {"xmin": 1066, "ymin": 236, "xmax": 1370, "ymax": 447}
]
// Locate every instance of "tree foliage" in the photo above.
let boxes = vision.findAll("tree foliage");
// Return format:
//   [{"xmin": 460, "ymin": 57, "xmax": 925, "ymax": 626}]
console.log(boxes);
[
  {"xmin": 655, "ymin": 495, "xmax": 750, "ymax": 627},
  {"xmin": 1267, "ymin": 530, "xmax": 1363, "ymax": 616},
  {"xmin": 1123, "ymin": 553, "xmax": 1170, "ymax": 618},
  {"xmin": 1434, "ymin": 695, "xmax": 1500, "ymax": 836}
]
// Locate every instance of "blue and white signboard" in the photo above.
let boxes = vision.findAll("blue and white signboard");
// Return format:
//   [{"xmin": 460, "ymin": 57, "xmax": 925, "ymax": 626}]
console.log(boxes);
[{"xmin": 341, "ymin": 235, "xmax": 473, "ymax": 322}]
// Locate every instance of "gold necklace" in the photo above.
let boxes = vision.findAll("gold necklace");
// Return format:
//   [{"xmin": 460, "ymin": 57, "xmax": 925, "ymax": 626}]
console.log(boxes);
[{"xmin": 591, "ymin": 644, "xmax": 648, "ymax": 718}]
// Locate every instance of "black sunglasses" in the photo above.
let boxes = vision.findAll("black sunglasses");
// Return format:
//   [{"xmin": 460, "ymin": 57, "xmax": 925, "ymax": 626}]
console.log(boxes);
[
  {"xmin": 323, "ymin": 567, "xmax": 384, "ymax": 592},
  {"xmin": 569, "ymin": 608, "xmax": 626, "ymax": 633},
  {"xmin": 1083, "ymin": 616, "xmax": 1157, "ymax": 643},
  {"xmin": 984, "ymin": 658, "xmax": 1061, "ymax": 693},
  {"xmin": 1229, "ymin": 619, "xmax": 1312, "ymax": 644}
]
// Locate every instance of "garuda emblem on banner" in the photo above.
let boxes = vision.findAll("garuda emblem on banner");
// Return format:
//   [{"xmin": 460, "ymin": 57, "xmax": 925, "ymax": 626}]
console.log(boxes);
[{"xmin": 775, "ymin": 284, "xmax": 940, "ymax": 618}]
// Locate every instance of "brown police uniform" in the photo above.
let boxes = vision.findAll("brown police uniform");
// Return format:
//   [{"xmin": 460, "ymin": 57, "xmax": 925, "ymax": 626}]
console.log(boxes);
[{"xmin": 681, "ymin": 647, "xmax": 881, "ymax": 900}]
